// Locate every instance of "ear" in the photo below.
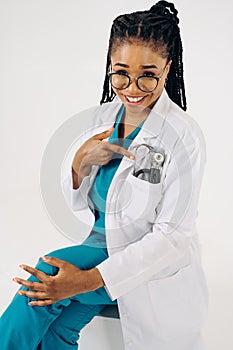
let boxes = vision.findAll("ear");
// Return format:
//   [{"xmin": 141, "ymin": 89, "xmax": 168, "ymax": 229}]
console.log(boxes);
[{"xmin": 165, "ymin": 59, "xmax": 172, "ymax": 76}]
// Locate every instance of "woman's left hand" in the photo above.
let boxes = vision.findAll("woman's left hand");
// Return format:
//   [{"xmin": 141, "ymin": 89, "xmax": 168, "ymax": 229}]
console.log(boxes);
[{"xmin": 13, "ymin": 256, "xmax": 104, "ymax": 306}]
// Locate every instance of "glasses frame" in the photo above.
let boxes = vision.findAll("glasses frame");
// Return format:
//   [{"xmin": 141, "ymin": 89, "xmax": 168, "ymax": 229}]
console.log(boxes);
[{"xmin": 108, "ymin": 64, "xmax": 167, "ymax": 93}]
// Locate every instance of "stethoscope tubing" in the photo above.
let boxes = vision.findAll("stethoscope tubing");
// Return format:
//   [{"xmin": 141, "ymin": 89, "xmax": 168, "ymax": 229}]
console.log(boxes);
[{"xmin": 133, "ymin": 144, "xmax": 165, "ymax": 184}]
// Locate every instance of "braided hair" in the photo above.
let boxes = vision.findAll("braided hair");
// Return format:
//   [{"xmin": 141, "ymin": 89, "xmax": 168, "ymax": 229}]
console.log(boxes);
[{"xmin": 100, "ymin": 1, "xmax": 187, "ymax": 111}]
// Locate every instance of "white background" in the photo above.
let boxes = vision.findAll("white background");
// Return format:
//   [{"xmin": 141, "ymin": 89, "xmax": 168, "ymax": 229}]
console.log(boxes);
[{"xmin": 0, "ymin": 0, "xmax": 233, "ymax": 349}]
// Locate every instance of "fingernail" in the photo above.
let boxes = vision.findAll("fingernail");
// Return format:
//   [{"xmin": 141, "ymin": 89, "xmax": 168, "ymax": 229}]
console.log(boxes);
[
  {"xmin": 18, "ymin": 291, "xmax": 23, "ymax": 295},
  {"xmin": 28, "ymin": 302, "xmax": 34, "ymax": 306},
  {"xmin": 130, "ymin": 156, "xmax": 135, "ymax": 160},
  {"xmin": 105, "ymin": 127, "xmax": 113, "ymax": 133},
  {"xmin": 42, "ymin": 256, "xmax": 49, "ymax": 261}
]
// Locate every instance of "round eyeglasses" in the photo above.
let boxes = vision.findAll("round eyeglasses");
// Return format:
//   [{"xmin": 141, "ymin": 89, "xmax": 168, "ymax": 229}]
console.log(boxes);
[{"xmin": 108, "ymin": 66, "xmax": 167, "ymax": 93}]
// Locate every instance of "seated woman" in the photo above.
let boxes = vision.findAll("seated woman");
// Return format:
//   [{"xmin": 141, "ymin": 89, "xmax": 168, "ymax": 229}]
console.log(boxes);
[{"xmin": 0, "ymin": 1, "xmax": 208, "ymax": 349}]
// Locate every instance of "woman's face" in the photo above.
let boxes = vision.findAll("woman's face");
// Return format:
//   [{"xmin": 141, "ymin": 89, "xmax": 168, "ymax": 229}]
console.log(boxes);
[{"xmin": 110, "ymin": 42, "xmax": 171, "ymax": 113}]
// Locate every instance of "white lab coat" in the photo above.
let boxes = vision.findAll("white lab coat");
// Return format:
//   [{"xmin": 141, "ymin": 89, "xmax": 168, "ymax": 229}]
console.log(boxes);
[{"xmin": 62, "ymin": 89, "xmax": 209, "ymax": 350}]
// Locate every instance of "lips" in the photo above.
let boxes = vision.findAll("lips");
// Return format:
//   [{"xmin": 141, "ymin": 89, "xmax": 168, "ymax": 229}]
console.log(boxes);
[{"xmin": 124, "ymin": 95, "xmax": 146, "ymax": 105}]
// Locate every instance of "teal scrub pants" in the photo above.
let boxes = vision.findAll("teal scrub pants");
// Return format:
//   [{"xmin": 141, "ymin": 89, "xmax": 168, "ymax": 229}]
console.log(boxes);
[{"xmin": 0, "ymin": 241, "xmax": 117, "ymax": 349}]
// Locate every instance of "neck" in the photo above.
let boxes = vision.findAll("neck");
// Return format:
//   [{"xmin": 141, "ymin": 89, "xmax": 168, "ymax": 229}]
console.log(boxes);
[{"xmin": 124, "ymin": 106, "xmax": 150, "ymax": 126}]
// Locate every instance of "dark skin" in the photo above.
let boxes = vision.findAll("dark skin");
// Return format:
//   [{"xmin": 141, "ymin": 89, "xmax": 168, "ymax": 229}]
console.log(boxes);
[
  {"xmin": 15, "ymin": 129, "xmax": 135, "ymax": 307},
  {"xmin": 14, "ymin": 41, "xmax": 170, "ymax": 306},
  {"xmin": 14, "ymin": 257, "xmax": 105, "ymax": 306}
]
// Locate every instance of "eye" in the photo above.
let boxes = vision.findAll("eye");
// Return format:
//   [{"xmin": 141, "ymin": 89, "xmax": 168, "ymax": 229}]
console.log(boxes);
[
  {"xmin": 114, "ymin": 70, "xmax": 128, "ymax": 75},
  {"xmin": 142, "ymin": 71, "xmax": 156, "ymax": 77}
]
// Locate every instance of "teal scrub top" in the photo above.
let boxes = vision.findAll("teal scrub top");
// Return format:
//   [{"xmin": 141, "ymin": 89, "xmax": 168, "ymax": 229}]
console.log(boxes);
[{"xmin": 83, "ymin": 105, "xmax": 145, "ymax": 247}]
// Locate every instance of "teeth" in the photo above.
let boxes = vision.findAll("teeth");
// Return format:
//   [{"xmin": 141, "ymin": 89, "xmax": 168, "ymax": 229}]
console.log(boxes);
[{"xmin": 126, "ymin": 96, "xmax": 144, "ymax": 103}]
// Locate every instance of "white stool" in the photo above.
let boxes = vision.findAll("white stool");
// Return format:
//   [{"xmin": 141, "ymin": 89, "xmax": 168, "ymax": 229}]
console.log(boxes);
[{"xmin": 79, "ymin": 305, "xmax": 124, "ymax": 350}]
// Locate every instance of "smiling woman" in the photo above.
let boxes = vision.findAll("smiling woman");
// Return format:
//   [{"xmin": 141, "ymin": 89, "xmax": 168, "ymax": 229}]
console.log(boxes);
[
  {"xmin": 109, "ymin": 44, "xmax": 171, "ymax": 112},
  {"xmin": 0, "ymin": 2, "xmax": 208, "ymax": 350}
]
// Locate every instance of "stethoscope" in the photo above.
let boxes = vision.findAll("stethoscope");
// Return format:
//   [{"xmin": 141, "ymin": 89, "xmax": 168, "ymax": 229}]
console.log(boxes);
[{"xmin": 132, "ymin": 143, "xmax": 166, "ymax": 184}]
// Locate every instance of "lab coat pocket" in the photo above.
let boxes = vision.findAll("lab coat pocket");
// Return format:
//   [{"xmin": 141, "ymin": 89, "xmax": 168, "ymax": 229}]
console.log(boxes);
[
  {"xmin": 147, "ymin": 263, "xmax": 208, "ymax": 338},
  {"xmin": 116, "ymin": 172, "xmax": 163, "ymax": 225}
]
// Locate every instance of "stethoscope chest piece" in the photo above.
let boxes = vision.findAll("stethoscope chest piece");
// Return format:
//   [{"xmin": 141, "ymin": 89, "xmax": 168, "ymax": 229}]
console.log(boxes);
[{"xmin": 133, "ymin": 144, "xmax": 166, "ymax": 184}]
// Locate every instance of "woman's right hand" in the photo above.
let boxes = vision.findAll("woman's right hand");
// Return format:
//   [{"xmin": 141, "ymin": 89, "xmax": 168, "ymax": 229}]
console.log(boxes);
[{"xmin": 71, "ymin": 126, "xmax": 135, "ymax": 189}]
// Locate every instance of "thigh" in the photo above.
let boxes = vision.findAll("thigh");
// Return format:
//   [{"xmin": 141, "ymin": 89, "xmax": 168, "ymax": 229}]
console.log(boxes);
[
  {"xmin": 28, "ymin": 244, "xmax": 108, "ymax": 279},
  {"xmin": 28, "ymin": 244, "xmax": 117, "ymax": 305},
  {"xmin": 47, "ymin": 245, "xmax": 117, "ymax": 305},
  {"xmin": 46, "ymin": 244, "xmax": 109, "ymax": 270}
]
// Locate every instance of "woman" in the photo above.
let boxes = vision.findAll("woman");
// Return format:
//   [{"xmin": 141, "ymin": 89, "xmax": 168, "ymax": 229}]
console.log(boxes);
[{"xmin": 0, "ymin": 1, "xmax": 208, "ymax": 349}]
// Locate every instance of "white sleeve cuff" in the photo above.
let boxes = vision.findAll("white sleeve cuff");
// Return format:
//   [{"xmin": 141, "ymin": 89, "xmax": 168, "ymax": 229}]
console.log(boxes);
[{"xmin": 62, "ymin": 172, "xmax": 92, "ymax": 211}]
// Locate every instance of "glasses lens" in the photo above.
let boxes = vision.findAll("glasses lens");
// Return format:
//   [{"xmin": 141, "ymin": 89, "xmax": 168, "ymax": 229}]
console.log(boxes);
[
  {"xmin": 110, "ymin": 74, "xmax": 129, "ymax": 89},
  {"xmin": 137, "ymin": 76, "xmax": 158, "ymax": 92}
]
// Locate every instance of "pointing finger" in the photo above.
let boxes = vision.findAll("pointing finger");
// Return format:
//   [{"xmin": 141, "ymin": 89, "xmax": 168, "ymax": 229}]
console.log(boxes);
[{"xmin": 107, "ymin": 143, "xmax": 135, "ymax": 160}]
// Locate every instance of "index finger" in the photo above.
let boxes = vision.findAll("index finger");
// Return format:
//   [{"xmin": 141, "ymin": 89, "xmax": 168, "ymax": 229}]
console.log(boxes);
[{"xmin": 107, "ymin": 143, "xmax": 135, "ymax": 160}]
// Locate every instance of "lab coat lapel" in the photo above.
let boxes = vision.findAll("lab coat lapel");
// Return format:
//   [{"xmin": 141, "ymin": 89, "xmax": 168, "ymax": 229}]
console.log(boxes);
[
  {"xmin": 97, "ymin": 89, "xmax": 170, "ymax": 177},
  {"xmin": 112, "ymin": 89, "xmax": 171, "ymax": 175},
  {"xmin": 137, "ymin": 88, "xmax": 170, "ymax": 143}
]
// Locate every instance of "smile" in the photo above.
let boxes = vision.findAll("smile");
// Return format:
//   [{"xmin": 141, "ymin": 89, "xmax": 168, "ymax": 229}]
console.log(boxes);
[{"xmin": 124, "ymin": 95, "xmax": 146, "ymax": 105}]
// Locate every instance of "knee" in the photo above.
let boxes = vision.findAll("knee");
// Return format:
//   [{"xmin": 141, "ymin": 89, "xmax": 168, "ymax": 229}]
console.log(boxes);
[
  {"xmin": 33, "ymin": 247, "xmax": 68, "ymax": 275},
  {"xmin": 27, "ymin": 247, "xmax": 71, "ymax": 284},
  {"xmin": 28, "ymin": 254, "xmax": 59, "ymax": 283}
]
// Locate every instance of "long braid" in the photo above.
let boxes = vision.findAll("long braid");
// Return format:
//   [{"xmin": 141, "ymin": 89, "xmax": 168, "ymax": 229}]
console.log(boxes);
[{"xmin": 100, "ymin": 1, "xmax": 187, "ymax": 111}]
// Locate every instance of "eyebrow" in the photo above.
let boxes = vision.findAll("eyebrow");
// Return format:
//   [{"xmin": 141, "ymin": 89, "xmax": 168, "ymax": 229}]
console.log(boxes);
[{"xmin": 114, "ymin": 63, "xmax": 158, "ymax": 69}]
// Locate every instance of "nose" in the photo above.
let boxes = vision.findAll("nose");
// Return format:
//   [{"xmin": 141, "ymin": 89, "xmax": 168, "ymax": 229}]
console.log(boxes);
[{"xmin": 126, "ymin": 77, "xmax": 140, "ymax": 95}]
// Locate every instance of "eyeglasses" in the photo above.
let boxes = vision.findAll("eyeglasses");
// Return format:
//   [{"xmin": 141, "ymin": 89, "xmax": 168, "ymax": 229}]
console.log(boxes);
[{"xmin": 108, "ymin": 65, "xmax": 167, "ymax": 93}]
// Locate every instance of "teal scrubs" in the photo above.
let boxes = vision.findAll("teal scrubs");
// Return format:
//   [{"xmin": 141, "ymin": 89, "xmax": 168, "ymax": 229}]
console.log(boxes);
[
  {"xmin": 84, "ymin": 105, "xmax": 144, "ymax": 247},
  {"xmin": 0, "ymin": 105, "xmax": 145, "ymax": 350}
]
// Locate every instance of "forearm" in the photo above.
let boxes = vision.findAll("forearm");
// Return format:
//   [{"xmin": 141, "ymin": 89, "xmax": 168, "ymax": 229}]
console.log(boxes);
[{"xmin": 72, "ymin": 149, "xmax": 92, "ymax": 189}]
